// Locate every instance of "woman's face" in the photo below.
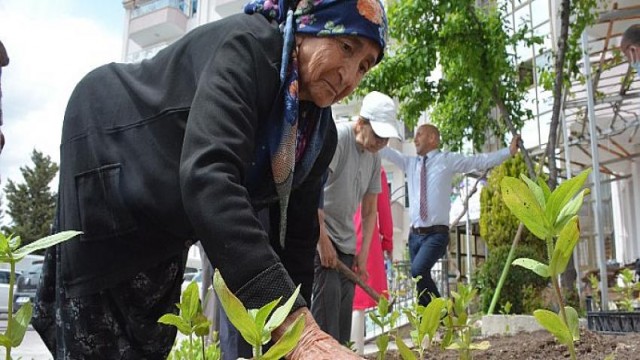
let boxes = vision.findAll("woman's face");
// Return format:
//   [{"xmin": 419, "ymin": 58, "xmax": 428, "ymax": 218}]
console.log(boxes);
[{"xmin": 296, "ymin": 35, "xmax": 380, "ymax": 108}]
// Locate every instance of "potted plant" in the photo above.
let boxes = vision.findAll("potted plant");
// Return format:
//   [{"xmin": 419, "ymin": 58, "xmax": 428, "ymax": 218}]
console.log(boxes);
[{"xmin": 586, "ymin": 267, "xmax": 640, "ymax": 334}]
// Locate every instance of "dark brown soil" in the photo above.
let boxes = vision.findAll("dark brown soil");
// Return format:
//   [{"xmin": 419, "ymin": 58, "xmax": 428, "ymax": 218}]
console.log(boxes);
[{"xmin": 365, "ymin": 329, "xmax": 640, "ymax": 359}]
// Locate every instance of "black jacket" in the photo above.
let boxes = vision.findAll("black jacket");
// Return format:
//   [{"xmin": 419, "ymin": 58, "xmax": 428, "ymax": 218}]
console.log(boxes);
[{"xmin": 56, "ymin": 13, "xmax": 337, "ymax": 310}]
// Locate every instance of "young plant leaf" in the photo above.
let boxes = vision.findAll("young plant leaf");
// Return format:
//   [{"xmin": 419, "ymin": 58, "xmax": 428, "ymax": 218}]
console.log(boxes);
[
  {"xmin": 501, "ymin": 177, "xmax": 550, "ymax": 240},
  {"xmin": 549, "ymin": 217, "xmax": 580, "ymax": 276},
  {"xmin": 264, "ymin": 285, "xmax": 301, "ymax": 333},
  {"xmin": 193, "ymin": 313, "xmax": 212, "ymax": 337},
  {"xmin": 419, "ymin": 297, "xmax": 447, "ymax": 343},
  {"xmin": 368, "ymin": 311, "xmax": 385, "ymax": 328},
  {"xmin": 262, "ymin": 313, "xmax": 305, "ymax": 360},
  {"xmin": 375, "ymin": 334, "xmax": 390, "ymax": 357},
  {"xmin": 377, "ymin": 295, "xmax": 390, "ymax": 318},
  {"xmin": 546, "ymin": 169, "xmax": 591, "ymax": 226},
  {"xmin": 533, "ymin": 309, "xmax": 573, "ymax": 346},
  {"xmin": 565, "ymin": 306, "xmax": 580, "ymax": 341},
  {"xmin": 0, "ymin": 334, "xmax": 11, "ymax": 348},
  {"xmin": 395, "ymin": 336, "xmax": 417, "ymax": 360},
  {"xmin": 254, "ymin": 298, "xmax": 281, "ymax": 344},
  {"xmin": 512, "ymin": 258, "xmax": 550, "ymax": 278},
  {"xmin": 554, "ymin": 189, "xmax": 588, "ymax": 233},
  {"xmin": 158, "ymin": 314, "xmax": 192, "ymax": 335},
  {"xmin": 537, "ymin": 177, "xmax": 551, "ymax": 201},
  {"xmin": 13, "ymin": 231, "xmax": 82, "ymax": 260},
  {"xmin": 7, "ymin": 301, "xmax": 32, "ymax": 346},
  {"xmin": 520, "ymin": 174, "xmax": 545, "ymax": 209},
  {"xmin": 181, "ymin": 282, "xmax": 201, "ymax": 320},
  {"xmin": 213, "ymin": 269, "xmax": 260, "ymax": 345}
]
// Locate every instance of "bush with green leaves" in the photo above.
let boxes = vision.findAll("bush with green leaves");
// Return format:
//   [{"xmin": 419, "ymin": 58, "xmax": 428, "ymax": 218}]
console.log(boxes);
[
  {"xmin": 479, "ymin": 154, "xmax": 544, "ymax": 256},
  {"xmin": 475, "ymin": 244, "xmax": 548, "ymax": 314},
  {"xmin": 501, "ymin": 168, "xmax": 591, "ymax": 360},
  {"xmin": 0, "ymin": 231, "xmax": 80, "ymax": 360}
]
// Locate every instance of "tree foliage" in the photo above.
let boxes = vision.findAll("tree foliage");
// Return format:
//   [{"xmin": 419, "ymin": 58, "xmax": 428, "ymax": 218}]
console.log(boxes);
[
  {"xmin": 358, "ymin": 0, "xmax": 538, "ymax": 151},
  {"xmin": 2, "ymin": 150, "xmax": 58, "ymax": 246}
]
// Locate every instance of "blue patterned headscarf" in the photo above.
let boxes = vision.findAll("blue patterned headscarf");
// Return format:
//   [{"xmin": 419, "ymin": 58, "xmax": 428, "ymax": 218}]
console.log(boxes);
[{"xmin": 244, "ymin": 0, "xmax": 388, "ymax": 247}]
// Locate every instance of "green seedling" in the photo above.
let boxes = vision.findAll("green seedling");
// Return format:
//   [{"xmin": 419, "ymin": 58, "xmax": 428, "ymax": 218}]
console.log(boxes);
[
  {"xmin": 501, "ymin": 168, "xmax": 592, "ymax": 360},
  {"xmin": 368, "ymin": 295, "xmax": 400, "ymax": 360},
  {"xmin": 159, "ymin": 281, "xmax": 220, "ymax": 360},
  {"xmin": 441, "ymin": 284, "xmax": 489, "ymax": 360},
  {"xmin": 167, "ymin": 332, "xmax": 221, "ymax": 360},
  {"xmin": 614, "ymin": 268, "xmax": 640, "ymax": 312},
  {"xmin": 588, "ymin": 273, "xmax": 601, "ymax": 311},
  {"xmin": 396, "ymin": 297, "xmax": 447, "ymax": 360},
  {"xmin": 0, "ymin": 231, "xmax": 81, "ymax": 360},
  {"xmin": 212, "ymin": 269, "xmax": 304, "ymax": 360},
  {"xmin": 499, "ymin": 301, "xmax": 512, "ymax": 334}
]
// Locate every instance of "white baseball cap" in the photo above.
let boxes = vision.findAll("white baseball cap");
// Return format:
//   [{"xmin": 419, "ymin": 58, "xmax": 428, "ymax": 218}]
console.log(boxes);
[{"xmin": 359, "ymin": 91, "xmax": 401, "ymax": 140}]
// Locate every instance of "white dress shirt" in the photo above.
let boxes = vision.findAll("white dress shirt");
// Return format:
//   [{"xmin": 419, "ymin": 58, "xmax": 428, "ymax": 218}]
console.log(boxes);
[{"xmin": 381, "ymin": 147, "xmax": 511, "ymax": 228}]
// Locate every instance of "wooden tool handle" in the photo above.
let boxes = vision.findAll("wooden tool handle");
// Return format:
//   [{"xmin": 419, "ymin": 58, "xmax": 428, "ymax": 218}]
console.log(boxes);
[{"xmin": 335, "ymin": 259, "xmax": 382, "ymax": 302}]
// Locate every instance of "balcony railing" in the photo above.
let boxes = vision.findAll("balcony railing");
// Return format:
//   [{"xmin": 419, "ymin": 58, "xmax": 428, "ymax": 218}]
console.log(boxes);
[{"xmin": 131, "ymin": 0, "xmax": 188, "ymax": 19}]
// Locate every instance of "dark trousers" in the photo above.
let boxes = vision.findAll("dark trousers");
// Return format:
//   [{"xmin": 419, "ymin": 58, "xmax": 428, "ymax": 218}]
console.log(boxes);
[
  {"xmin": 310, "ymin": 249, "xmax": 355, "ymax": 345},
  {"xmin": 32, "ymin": 246, "xmax": 186, "ymax": 359},
  {"xmin": 408, "ymin": 232, "xmax": 449, "ymax": 306}
]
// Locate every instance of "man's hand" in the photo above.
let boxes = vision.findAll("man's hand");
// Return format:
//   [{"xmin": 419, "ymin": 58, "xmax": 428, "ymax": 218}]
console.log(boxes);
[
  {"xmin": 275, "ymin": 308, "xmax": 365, "ymax": 360},
  {"xmin": 509, "ymin": 135, "xmax": 521, "ymax": 156},
  {"xmin": 317, "ymin": 209, "xmax": 337, "ymax": 268},
  {"xmin": 317, "ymin": 234, "xmax": 337, "ymax": 268},
  {"xmin": 353, "ymin": 252, "xmax": 369, "ymax": 283}
]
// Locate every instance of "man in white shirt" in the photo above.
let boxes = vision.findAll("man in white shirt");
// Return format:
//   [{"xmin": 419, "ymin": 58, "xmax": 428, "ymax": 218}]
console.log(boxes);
[{"xmin": 382, "ymin": 124, "xmax": 519, "ymax": 306}]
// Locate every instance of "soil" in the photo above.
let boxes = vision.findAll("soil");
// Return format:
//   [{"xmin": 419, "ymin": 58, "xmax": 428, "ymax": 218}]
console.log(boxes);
[{"xmin": 365, "ymin": 329, "xmax": 640, "ymax": 359}]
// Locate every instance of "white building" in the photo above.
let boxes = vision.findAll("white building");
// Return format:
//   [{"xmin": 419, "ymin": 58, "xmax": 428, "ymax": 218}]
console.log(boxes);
[{"xmin": 119, "ymin": 0, "xmax": 640, "ymax": 290}]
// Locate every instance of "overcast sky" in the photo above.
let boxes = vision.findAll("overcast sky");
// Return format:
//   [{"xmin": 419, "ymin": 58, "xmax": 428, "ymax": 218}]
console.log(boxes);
[{"xmin": 0, "ymin": 1, "xmax": 124, "ymax": 225}]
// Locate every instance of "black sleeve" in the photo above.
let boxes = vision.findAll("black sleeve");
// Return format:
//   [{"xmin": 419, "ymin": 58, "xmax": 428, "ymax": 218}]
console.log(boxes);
[
  {"xmin": 180, "ymin": 23, "xmax": 296, "ymax": 309},
  {"xmin": 269, "ymin": 121, "xmax": 337, "ymax": 304}
]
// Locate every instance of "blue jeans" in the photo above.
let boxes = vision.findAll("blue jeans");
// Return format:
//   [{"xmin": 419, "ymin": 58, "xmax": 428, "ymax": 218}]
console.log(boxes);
[{"xmin": 408, "ymin": 232, "xmax": 449, "ymax": 306}]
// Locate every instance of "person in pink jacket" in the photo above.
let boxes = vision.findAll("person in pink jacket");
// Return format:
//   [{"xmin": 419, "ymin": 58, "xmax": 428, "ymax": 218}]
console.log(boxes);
[{"xmin": 350, "ymin": 167, "xmax": 394, "ymax": 354}]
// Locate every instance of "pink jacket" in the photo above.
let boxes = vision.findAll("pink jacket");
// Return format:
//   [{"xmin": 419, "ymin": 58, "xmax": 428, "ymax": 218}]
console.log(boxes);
[{"xmin": 353, "ymin": 168, "xmax": 393, "ymax": 310}]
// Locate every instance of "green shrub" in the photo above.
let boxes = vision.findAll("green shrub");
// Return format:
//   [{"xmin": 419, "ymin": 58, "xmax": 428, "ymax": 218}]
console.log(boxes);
[
  {"xmin": 479, "ymin": 154, "xmax": 544, "ymax": 256},
  {"xmin": 476, "ymin": 245, "xmax": 548, "ymax": 314}
]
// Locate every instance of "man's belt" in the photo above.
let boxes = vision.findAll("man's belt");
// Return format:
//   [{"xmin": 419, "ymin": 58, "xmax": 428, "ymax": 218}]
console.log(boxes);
[{"xmin": 410, "ymin": 225, "xmax": 450, "ymax": 235}]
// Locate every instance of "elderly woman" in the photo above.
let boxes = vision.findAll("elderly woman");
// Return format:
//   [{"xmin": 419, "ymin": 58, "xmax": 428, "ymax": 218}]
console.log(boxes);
[{"xmin": 32, "ymin": 0, "xmax": 388, "ymax": 358}]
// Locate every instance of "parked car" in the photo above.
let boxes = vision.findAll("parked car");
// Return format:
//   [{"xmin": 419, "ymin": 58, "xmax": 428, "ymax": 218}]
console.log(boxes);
[
  {"xmin": 0, "ymin": 269, "xmax": 19, "ymax": 313},
  {"xmin": 13, "ymin": 262, "xmax": 42, "ymax": 312}
]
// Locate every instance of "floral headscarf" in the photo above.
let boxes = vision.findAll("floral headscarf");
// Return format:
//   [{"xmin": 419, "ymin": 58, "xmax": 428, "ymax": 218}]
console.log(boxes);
[{"xmin": 244, "ymin": 0, "xmax": 388, "ymax": 247}]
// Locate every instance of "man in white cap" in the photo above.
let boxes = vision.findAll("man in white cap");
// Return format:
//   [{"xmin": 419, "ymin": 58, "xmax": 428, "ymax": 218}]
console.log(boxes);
[{"xmin": 311, "ymin": 91, "xmax": 400, "ymax": 344}]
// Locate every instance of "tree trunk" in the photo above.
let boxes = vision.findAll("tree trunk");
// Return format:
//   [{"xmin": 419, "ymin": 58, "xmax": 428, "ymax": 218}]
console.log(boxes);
[{"xmin": 546, "ymin": 0, "xmax": 577, "ymax": 295}]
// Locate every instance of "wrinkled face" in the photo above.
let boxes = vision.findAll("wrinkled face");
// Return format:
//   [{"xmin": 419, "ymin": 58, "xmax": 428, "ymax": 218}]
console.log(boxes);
[
  {"xmin": 355, "ymin": 119, "xmax": 389, "ymax": 153},
  {"xmin": 296, "ymin": 35, "xmax": 381, "ymax": 108},
  {"xmin": 414, "ymin": 125, "xmax": 439, "ymax": 156}
]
